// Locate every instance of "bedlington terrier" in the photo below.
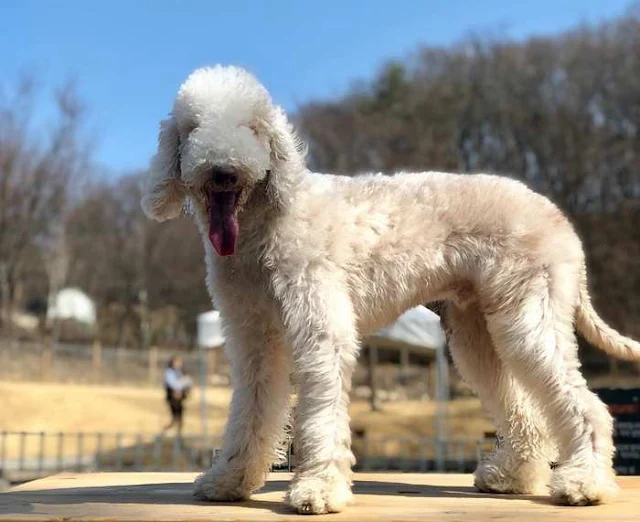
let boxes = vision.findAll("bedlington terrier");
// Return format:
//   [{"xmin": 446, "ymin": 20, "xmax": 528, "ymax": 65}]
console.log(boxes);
[{"xmin": 141, "ymin": 65, "xmax": 640, "ymax": 514}]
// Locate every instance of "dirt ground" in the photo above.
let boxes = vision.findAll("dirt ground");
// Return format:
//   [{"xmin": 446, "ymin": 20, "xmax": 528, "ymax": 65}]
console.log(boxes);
[{"xmin": 0, "ymin": 380, "xmax": 492, "ymax": 460}]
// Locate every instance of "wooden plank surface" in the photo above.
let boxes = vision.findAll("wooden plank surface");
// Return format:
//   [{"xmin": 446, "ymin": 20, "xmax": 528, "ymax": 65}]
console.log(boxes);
[{"xmin": 1, "ymin": 472, "xmax": 639, "ymax": 521}]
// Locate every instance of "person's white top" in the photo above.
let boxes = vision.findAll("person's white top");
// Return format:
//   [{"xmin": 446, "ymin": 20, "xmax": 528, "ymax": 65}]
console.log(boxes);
[{"xmin": 164, "ymin": 368, "xmax": 192, "ymax": 391}]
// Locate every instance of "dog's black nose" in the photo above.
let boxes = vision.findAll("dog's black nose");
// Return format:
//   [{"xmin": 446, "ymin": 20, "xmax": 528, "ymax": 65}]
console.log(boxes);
[{"xmin": 212, "ymin": 168, "xmax": 238, "ymax": 187}]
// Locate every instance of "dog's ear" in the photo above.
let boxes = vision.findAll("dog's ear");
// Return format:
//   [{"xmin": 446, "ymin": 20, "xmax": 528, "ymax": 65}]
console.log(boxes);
[
  {"xmin": 265, "ymin": 127, "xmax": 291, "ymax": 211},
  {"xmin": 260, "ymin": 112, "xmax": 304, "ymax": 212},
  {"xmin": 141, "ymin": 116, "xmax": 187, "ymax": 221}
]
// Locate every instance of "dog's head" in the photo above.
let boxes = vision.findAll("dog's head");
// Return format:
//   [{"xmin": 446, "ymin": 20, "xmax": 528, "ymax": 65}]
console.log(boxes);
[{"xmin": 141, "ymin": 65, "xmax": 303, "ymax": 256}]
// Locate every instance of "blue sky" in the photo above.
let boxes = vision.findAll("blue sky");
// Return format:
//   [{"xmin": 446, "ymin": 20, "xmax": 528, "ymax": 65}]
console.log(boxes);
[{"xmin": 1, "ymin": 0, "xmax": 634, "ymax": 175}]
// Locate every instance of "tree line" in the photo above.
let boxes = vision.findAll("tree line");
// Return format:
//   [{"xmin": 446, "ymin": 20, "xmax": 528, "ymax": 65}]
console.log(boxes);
[{"xmin": 1, "ymin": 9, "xmax": 638, "ymax": 367}]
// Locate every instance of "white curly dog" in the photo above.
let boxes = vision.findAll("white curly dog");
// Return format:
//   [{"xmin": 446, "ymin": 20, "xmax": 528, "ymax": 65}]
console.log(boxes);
[{"xmin": 142, "ymin": 65, "xmax": 640, "ymax": 514}]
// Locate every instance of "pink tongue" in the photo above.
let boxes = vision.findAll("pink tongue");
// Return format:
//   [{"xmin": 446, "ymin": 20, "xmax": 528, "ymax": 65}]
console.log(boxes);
[{"xmin": 208, "ymin": 191, "xmax": 239, "ymax": 256}]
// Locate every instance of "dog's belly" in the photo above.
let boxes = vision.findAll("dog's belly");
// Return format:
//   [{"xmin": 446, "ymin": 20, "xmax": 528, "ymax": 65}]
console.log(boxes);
[
  {"xmin": 349, "ymin": 272, "xmax": 446, "ymax": 338},
  {"xmin": 348, "ymin": 253, "xmax": 478, "ymax": 338}
]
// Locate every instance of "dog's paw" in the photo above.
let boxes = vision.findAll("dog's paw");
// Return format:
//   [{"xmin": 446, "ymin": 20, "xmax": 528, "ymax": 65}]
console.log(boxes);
[
  {"xmin": 193, "ymin": 465, "xmax": 252, "ymax": 502},
  {"xmin": 475, "ymin": 454, "xmax": 550, "ymax": 495},
  {"xmin": 286, "ymin": 467, "xmax": 353, "ymax": 515},
  {"xmin": 550, "ymin": 463, "xmax": 618, "ymax": 506}
]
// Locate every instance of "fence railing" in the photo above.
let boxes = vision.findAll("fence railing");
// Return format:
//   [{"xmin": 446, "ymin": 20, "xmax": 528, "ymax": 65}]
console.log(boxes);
[
  {"xmin": 0, "ymin": 431, "xmax": 219, "ymax": 482},
  {"xmin": 0, "ymin": 430, "xmax": 497, "ymax": 483},
  {"xmin": 353, "ymin": 434, "xmax": 497, "ymax": 472},
  {"xmin": 0, "ymin": 339, "xmax": 226, "ymax": 386}
]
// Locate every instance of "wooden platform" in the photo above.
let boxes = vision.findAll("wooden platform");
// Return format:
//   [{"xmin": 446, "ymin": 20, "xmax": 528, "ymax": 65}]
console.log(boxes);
[{"xmin": 1, "ymin": 472, "xmax": 639, "ymax": 521}]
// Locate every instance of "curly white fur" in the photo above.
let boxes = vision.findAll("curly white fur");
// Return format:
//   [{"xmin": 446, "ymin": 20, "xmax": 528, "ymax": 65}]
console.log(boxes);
[{"xmin": 142, "ymin": 65, "xmax": 638, "ymax": 514}]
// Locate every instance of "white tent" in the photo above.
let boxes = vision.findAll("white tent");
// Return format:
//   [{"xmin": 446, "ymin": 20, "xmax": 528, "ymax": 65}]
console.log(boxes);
[
  {"xmin": 47, "ymin": 287, "xmax": 96, "ymax": 325},
  {"xmin": 366, "ymin": 305, "xmax": 446, "ymax": 355}
]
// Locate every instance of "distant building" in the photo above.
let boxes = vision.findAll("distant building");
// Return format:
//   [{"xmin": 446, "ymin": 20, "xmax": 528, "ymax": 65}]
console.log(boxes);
[{"xmin": 47, "ymin": 287, "xmax": 97, "ymax": 325}]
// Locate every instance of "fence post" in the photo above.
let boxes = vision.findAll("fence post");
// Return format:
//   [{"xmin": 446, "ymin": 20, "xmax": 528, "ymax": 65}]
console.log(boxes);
[
  {"xmin": 0, "ymin": 431, "xmax": 6, "ymax": 473},
  {"xmin": 208, "ymin": 349, "xmax": 218, "ymax": 377},
  {"xmin": 57, "ymin": 432, "xmax": 64, "ymax": 472},
  {"xmin": 18, "ymin": 432, "xmax": 26, "ymax": 471},
  {"xmin": 116, "ymin": 433, "xmax": 122, "ymax": 471},
  {"xmin": 115, "ymin": 433, "xmax": 123, "ymax": 470},
  {"xmin": 419, "ymin": 438, "xmax": 427, "ymax": 472},
  {"xmin": 368, "ymin": 346, "xmax": 379, "ymax": 411},
  {"xmin": 41, "ymin": 339, "xmax": 53, "ymax": 381},
  {"xmin": 0, "ymin": 339, "xmax": 9, "ymax": 378},
  {"xmin": 201, "ymin": 433, "xmax": 208, "ymax": 468},
  {"xmin": 76, "ymin": 432, "xmax": 84, "ymax": 472},
  {"xmin": 92, "ymin": 340, "xmax": 102, "ymax": 384},
  {"xmin": 135, "ymin": 434, "xmax": 143, "ymax": 470},
  {"xmin": 153, "ymin": 435, "xmax": 162, "ymax": 471},
  {"xmin": 116, "ymin": 347, "xmax": 124, "ymax": 383},
  {"xmin": 148, "ymin": 346, "xmax": 158, "ymax": 386},
  {"xmin": 399, "ymin": 347, "xmax": 409, "ymax": 385},
  {"xmin": 38, "ymin": 432, "xmax": 45, "ymax": 473},
  {"xmin": 172, "ymin": 436, "xmax": 180, "ymax": 470},
  {"xmin": 96, "ymin": 433, "xmax": 103, "ymax": 471},
  {"xmin": 361, "ymin": 434, "xmax": 369, "ymax": 471},
  {"xmin": 199, "ymin": 344, "xmax": 208, "ymax": 439}
]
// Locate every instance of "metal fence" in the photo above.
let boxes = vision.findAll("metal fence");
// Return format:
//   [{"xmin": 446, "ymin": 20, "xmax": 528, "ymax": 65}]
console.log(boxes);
[
  {"xmin": 354, "ymin": 435, "xmax": 497, "ymax": 473},
  {"xmin": 0, "ymin": 430, "xmax": 496, "ymax": 483},
  {"xmin": 0, "ymin": 431, "xmax": 220, "ymax": 483}
]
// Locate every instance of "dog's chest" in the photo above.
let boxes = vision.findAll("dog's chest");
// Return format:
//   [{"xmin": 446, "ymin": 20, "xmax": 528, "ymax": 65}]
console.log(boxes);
[{"xmin": 209, "ymin": 253, "xmax": 273, "ymax": 300}]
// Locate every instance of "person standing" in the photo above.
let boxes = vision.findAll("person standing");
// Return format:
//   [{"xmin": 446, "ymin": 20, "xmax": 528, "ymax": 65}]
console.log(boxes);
[{"xmin": 163, "ymin": 355, "xmax": 192, "ymax": 436}]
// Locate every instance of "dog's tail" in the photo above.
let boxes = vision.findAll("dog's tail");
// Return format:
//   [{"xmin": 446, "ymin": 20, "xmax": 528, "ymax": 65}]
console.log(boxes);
[{"xmin": 575, "ymin": 264, "xmax": 640, "ymax": 361}]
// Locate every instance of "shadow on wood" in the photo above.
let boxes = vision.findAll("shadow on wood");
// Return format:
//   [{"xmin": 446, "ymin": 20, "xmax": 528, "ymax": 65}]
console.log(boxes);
[{"xmin": 2, "ymin": 473, "xmax": 639, "ymax": 521}]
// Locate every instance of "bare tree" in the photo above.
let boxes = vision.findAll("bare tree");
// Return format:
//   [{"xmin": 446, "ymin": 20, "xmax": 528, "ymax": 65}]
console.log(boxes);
[
  {"xmin": 65, "ymin": 173, "xmax": 210, "ymax": 348},
  {"xmin": 0, "ymin": 77, "xmax": 90, "ymax": 333}
]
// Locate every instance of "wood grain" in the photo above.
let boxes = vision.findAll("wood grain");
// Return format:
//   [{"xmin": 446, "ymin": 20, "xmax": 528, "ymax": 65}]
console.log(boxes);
[{"xmin": 1, "ymin": 472, "xmax": 638, "ymax": 521}]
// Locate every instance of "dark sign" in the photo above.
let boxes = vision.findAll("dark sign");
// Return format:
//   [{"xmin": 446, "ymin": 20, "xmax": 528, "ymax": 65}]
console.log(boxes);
[{"xmin": 595, "ymin": 388, "xmax": 640, "ymax": 476}]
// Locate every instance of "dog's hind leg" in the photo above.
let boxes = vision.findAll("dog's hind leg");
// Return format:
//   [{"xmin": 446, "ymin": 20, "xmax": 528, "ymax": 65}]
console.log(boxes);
[
  {"xmin": 194, "ymin": 305, "xmax": 291, "ymax": 502},
  {"xmin": 484, "ymin": 270, "xmax": 618, "ymax": 505},
  {"xmin": 443, "ymin": 302, "xmax": 554, "ymax": 495},
  {"xmin": 283, "ymin": 284, "xmax": 358, "ymax": 515}
]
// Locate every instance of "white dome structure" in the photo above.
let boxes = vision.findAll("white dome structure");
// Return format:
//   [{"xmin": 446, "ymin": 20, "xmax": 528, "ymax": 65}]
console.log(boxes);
[
  {"xmin": 197, "ymin": 310, "xmax": 225, "ymax": 348},
  {"xmin": 47, "ymin": 287, "xmax": 96, "ymax": 325}
]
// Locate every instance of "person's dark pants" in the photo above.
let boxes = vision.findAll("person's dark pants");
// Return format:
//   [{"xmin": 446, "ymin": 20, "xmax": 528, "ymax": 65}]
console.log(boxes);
[{"xmin": 167, "ymin": 398, "xmax": 184, "ymax": 422}]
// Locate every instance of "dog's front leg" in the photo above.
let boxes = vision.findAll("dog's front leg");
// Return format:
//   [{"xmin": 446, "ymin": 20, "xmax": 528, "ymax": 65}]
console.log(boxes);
[
  {"xmin": 284, "ymin": 287, "xmax": 358, "ymax": 515},
  {"xmin": 194, "ymin": 309, "xmax": 291, "ymax": 502}
]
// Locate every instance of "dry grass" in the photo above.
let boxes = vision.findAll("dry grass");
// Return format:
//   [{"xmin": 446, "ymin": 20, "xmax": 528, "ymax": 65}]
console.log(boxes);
[
  {"xmin": 0, "ymin": 381, "xmax": 231, "ymax": 461},
  {"xmin": 0, "ymin": 380, "xmax": 492, "ymax": 461},
  {"xmin": 0, "ymin": 381, "xmax": 231, "ymax": 435},
  {"xmin": 350, "ymin": 398, "xmax": 492, "ymax": 440},
  {"xmin": 350, "ymin": 398, "xmax": 494, "ymax": 459}
]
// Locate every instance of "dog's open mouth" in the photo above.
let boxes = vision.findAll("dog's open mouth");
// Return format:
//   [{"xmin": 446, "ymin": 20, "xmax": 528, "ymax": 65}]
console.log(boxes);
[{"xmin": 208, "ymin": 189, "xmax": 240, "ymax": 256}]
